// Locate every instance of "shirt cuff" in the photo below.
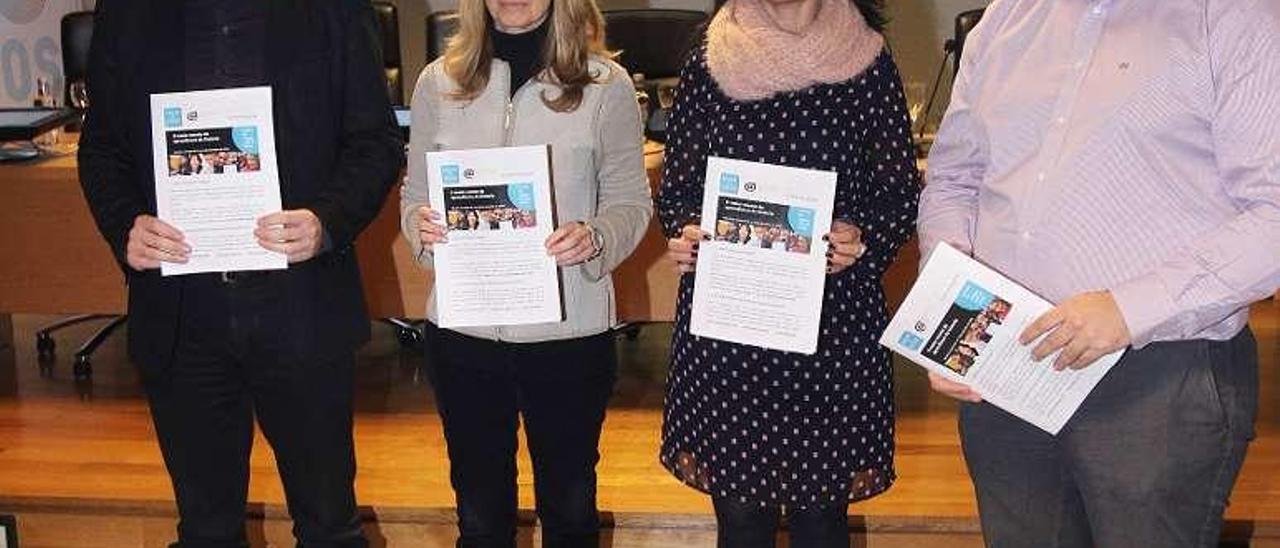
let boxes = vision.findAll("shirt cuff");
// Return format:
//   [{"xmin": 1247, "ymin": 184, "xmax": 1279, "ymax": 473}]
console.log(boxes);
[{"xmin": 1109, "ymin": 273, "xmax": 1177, "ymax": 349}]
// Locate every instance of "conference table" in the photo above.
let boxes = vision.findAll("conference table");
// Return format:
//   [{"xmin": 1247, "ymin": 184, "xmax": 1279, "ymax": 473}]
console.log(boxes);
[{"xmin": 0, "ymin": 137, "xmax": 920, "ymax": 348}]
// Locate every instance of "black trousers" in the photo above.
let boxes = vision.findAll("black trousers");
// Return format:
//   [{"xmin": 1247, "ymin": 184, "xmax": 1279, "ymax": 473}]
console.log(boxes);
[
  {"xmin": 144, "ymin": 275, "xmax": 366, "ymax": 548},
  {"xmin": 712, "ymin": 497, "xmax": 850, "ymax": 548},
  {"xmin": 428, "ymin": 328, "xmax": 618, "ymax": 548}
]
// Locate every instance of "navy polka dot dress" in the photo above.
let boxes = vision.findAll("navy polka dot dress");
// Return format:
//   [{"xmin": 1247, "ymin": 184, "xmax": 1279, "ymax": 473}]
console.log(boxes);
[{"xmin": 657, "ymin": 45, "xmax": 921, "ymax": 508}]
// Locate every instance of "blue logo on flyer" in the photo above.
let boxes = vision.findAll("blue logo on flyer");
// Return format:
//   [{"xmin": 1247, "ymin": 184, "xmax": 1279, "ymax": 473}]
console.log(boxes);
[
  {"xmin": 719, "ymin": 172, "xmax": 740, "ymax": 194},
  {"xmin": 506, "ymin": 183, "xmax": 535, "ymax": 210},
  {"xmin": 231, "ymin": 127, "xmax": 259, "ymax": 154},
  {"xmin": 786, "ymin": 207, "xmax": 815, "ymax": 237},
  {"xmin": 441, "ymin": 164, "xmax": 460, "ymax": 185},
  {"xmin": 163, "ymin": 107, "xmax": 182, "ymax": 128},
  {"xmin": 898, "ymin": 331, "xmax": 924, "ymax": 351},
  {"xmin": 954, "ymin": 281, "xmax": 996, "ymax": 312}
]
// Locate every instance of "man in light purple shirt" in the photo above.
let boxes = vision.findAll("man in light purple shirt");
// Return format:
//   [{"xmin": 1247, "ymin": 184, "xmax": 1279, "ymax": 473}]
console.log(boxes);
[{"xmin": 919, "ymin": 0, "xmax": 1280, "ymax": 545}]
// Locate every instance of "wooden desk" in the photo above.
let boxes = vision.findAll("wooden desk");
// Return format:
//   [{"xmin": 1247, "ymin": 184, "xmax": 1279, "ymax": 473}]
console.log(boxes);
[
  {"xmin": 0, "ymin": 143, "xmax": 918, "ymax": 321},
  {"xmin": 0, "ymin": 143, "xmax": 691, "ymax": 322},
  {"xmin": 0, "ymin": 152, "xmax": 124, "ymax": 315}
]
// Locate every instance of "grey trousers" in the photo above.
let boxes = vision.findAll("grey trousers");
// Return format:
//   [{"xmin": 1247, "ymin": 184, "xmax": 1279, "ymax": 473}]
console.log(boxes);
[{"xmin": 959, "ymin": 329, "xmax": 1258, "ymax": 548}]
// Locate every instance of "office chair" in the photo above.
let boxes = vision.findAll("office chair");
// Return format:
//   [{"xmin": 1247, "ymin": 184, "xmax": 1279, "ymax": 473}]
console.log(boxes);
[
  {"xmin": 371, "ymin": 1, "xmax": 404, "ymax": 106},
  {"xmin": 952, "ymin": 8, "xmax": 986, "ymax": 69},
  {"xmin": 603, "ymin": 9, "xmax": 708, "ymax": 143},
  {"xmin": 425, "ymin": 11, "xmax": 460, "ymax": 63},
  {"xmin": 603, "ymin": 9, "xmax": 707, "ymax": 81},
  {"xmin": 31, "ymin": 11, "xmax": 122, "ymax": 381},
  {"xmin": 61, "ymin": 11, "xmax": 93, "ymax": 109},
  {"xmin": 917, "ymin": 8, "xmax": 986, "ymax": 140}
]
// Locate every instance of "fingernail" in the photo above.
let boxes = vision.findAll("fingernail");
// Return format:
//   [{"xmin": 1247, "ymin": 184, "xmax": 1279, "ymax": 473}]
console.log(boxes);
[
  {"xmin": 821, "ymin": 235, "xmax": 829, "ymax": 242},
  {"xmin": 692, "ymin": 242, "xmax": 700, "ymax": 250},
  {"xmin": 701, "ymin": 234, "xmax": 711, "ymax": 241}
]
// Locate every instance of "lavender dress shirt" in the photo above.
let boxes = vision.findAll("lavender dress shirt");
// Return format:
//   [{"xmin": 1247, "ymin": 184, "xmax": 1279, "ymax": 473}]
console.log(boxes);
[{"xmin": 919, "ymin": 0, "xmax": 1280, "ymax": 349}]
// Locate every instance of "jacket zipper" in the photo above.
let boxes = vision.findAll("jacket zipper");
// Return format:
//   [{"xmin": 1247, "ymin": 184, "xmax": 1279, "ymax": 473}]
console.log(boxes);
[
  {"xmin": 495, "ymin": 62, "xmax": 525, "ymax": 340},
  {"xmin": 503, "ymin": 100, "xmax": 515, "ymax": 145}
]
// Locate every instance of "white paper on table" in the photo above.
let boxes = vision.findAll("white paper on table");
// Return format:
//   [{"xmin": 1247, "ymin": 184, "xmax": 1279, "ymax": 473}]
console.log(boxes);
[
  {"xmin": 427, "ymin": 145, "xmax": 562, "ymax": 328},
  {"xmin": 149, "ymin": 87, "xmax": 286, "ymax": 276},
  {"xmin": 690, "ymin": 157, "xmax": 837, "ymax": 355},
  {"xmin": 879, "ymin": 243, "xmax": 1124, "ymax": 434}
]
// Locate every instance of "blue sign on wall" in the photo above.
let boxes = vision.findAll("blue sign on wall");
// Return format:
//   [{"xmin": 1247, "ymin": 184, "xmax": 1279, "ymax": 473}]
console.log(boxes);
[{"xmin": 2, "ymin": 2, "xmax": 68, "ymax": 107}]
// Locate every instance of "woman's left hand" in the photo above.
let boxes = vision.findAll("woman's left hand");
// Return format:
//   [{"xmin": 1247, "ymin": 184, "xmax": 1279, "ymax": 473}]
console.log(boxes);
[
  {"xmin": 546, "ymin": 222, "xmax": 596, "ymax": 266},
  {"xmin": 824, "ymin": 221, "xmax": 866, "ymax": 275}
]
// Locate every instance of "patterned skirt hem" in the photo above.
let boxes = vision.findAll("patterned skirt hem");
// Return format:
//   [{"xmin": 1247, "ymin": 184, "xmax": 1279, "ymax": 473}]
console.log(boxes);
[{"xmin": 658, "ymin": 451, "xmax": 897, "ymax": 508}]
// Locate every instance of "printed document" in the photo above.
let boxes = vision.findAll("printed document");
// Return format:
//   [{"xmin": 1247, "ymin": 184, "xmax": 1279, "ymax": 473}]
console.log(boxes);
[
  {"xmin": 427, "ymin": 145, "xmax": 561, "ymax": 328},
  {"xmin": 880, "ymin": 243, "xmax": 1124, "ymax": 434},
  {"xmin": 150, "ymin": 87, "xmax": 285, "ymax": 276},
  {"xmin": 690, "ymin": 157, "xmax": 837, "ymax": 355}
]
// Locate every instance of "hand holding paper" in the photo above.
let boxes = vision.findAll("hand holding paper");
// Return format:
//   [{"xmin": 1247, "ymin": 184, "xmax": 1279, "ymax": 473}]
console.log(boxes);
[
  {"xmin": 1021, "ymin": 291, "xmax": 1132, "ymax": 370},
  {"xmin": 879, "ymin": 243, "xmax": 1125, "ymax": 434},
  {"xmin": 255, "ymin": 209, "xmax": 323, "ymax": 263},
  {"xmin": 126, "ymin": 215, "xmax": 191, "ymax": 271},
  {"xmin": 666, "ymin": 224, "xmax": 707, "ymax": 274},
  {"xmin": 824, "ymin": 221, "xmax": 865, "ymax": 275},
  {"xmin": 928, "ymin": 371, "xmax": 983, "ymax": 403},
  {"xmin": 545, "ymin": 222, "xmax": 594, "ymax": 266},
  {"xmin": 415, "ymin": 206, "xmax": 449, "ymax": 250}
]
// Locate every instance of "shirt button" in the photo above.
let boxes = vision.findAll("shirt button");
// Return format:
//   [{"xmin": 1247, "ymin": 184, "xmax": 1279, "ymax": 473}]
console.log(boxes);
[
  {"xmin": 1037, "ymin": 172, "xmax": 1046, "ymax": 182},
  {"xmin": 1074, "ymin": 62, "xmax": 1085, "ymax": 70},
  {"xmin": 221, "ymin": 25, "xmax": 231, "ymax": 35},
  {"xmin": 1021, "ymin": 231, "xmax": 1033, "ymax": 241},
  {"xmin": 1056, "ymin": 116, "xmax": 1067, "ymax": 124}
]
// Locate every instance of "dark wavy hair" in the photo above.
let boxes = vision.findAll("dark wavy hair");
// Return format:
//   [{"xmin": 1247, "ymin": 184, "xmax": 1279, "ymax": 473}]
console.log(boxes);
[{"xmin": 853, "ymin": 0, "xmax": 888, "ymax": 32}]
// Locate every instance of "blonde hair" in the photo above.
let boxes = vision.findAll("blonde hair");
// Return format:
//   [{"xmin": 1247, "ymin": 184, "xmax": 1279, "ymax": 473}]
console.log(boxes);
[{"xmin": 443, "ymin": 0, "xmax": 611, "ymax": 112}]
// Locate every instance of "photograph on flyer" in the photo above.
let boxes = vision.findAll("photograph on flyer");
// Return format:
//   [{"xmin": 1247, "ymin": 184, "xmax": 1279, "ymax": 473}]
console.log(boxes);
[
  {"xmin": 165, "ymin": 126, "xmax": 262, "ymax": 177},
  {"xmin": 442, "ymin": 183, "xmax": 539, "ymax": 232},
  {"xmin": 712, "ymin": 196, "xmax": 815, "ymax": 255}
]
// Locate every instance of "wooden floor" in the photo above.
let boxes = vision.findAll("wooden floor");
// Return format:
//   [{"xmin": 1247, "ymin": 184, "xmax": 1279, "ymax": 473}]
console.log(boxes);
[{"xmin": 0, "ymin": 300, "xmax": 1277, "ymax": 545}]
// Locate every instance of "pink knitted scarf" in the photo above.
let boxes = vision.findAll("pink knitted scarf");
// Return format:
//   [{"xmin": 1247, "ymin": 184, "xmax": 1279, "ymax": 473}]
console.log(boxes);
[{"xmin": 705, "ymin": 0, "xmax": 884, "ymax": 101}]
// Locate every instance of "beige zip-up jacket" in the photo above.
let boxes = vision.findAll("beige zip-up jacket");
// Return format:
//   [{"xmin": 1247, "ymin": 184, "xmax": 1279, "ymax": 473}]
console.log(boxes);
[{"xmin": 400, "ymin": 56, "xmax": 653, "ymax": 342}]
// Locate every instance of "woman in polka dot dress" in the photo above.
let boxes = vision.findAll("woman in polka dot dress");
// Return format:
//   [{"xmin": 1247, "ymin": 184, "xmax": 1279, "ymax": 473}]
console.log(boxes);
[{"xmin": 656, "ymin": 0, "xmax": 920, "ymax": 545}]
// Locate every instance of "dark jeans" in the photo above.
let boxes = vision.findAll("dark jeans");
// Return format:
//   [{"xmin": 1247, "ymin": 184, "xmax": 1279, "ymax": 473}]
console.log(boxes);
[
  {"xmin": 712, "ymin": 497, "xmax": 850, "ymax": 548},
  {"xmin": 428, "ymin": 328, "xmax": 618, "ymax": 548},
  {"xmin": 144, "ymin": 274, "xmax": 366, "ymax": 548},
  {"xmin": 960, "ymin": 329, "xmax": 1258, "ymax": 548}
]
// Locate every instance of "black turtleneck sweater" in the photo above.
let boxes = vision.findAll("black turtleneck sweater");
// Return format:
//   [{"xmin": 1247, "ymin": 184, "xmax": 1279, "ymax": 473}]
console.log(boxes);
[{"xmin": 491, "ymin": 17, "xmax": 549, "ymax": 97}]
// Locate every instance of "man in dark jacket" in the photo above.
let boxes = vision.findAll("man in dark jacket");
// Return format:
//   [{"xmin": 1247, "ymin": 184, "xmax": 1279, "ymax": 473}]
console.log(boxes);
[{"xmin": 77, "ymin": 1, "xmax": 404, "ymax": 545}]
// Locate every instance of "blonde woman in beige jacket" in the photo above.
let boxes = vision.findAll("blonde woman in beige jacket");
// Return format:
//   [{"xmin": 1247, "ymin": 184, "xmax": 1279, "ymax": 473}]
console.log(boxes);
[{"xmin": 398, "ymin": 0, "xmax": 650, "ymax": 544}]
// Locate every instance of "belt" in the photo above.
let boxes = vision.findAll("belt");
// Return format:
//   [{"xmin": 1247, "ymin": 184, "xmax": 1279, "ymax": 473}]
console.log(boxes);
[{"xmin": 217, "ymin": 270, "xmax": 273, "ymax": 285}]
